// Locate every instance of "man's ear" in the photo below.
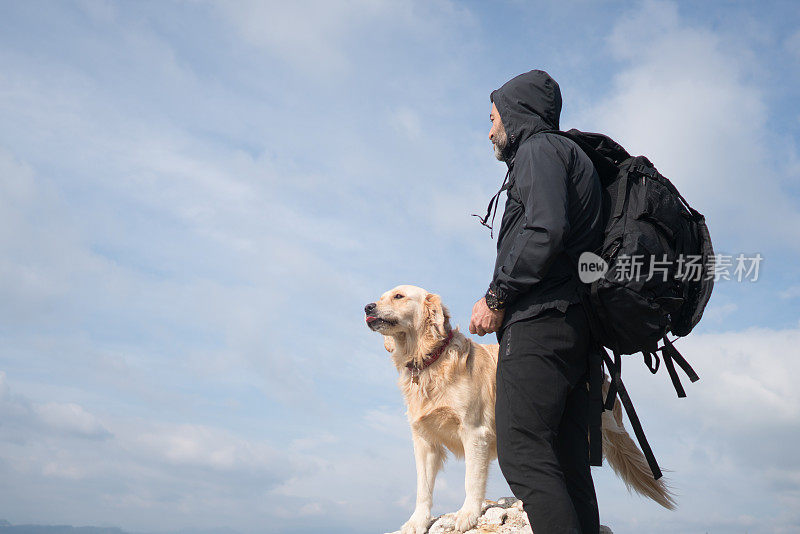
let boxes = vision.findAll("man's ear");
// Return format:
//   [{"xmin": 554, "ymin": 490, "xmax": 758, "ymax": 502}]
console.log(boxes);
[
  {"xmin": 424, "ymin": 293, "xmax": 451, "ymax": 337},
  {"xmin": 383, "ymin": 336, "xmax": 396, "ymax": 353}
]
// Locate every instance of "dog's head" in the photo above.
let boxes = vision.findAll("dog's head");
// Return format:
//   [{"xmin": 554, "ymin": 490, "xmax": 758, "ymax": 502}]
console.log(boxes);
[{"xmin": 364, "ymin": 285, "xmax": 451, "ymax": 352}]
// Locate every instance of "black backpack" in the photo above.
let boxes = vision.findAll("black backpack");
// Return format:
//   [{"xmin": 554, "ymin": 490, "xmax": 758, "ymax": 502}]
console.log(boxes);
[{"xmin": 548, "ymin": 129, "xmax": 715, "ymax": 479}]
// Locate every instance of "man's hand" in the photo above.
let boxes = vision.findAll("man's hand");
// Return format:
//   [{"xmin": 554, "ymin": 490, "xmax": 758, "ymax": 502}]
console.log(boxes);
[{"xmin": 469, "ymin": 297, "xmax": 505, "ymax": 336}]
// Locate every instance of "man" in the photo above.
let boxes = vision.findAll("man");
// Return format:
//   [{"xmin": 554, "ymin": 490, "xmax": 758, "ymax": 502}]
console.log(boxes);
[{"xmin": 468, "ymin": 70, "xmax": 604, "ymax": 533}]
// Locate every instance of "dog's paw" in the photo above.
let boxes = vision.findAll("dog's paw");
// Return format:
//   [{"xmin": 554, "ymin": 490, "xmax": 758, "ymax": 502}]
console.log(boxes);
[
  {"xmin": 454, "ymin": 504, "xmax": 481, "ymax": 532},
  {"xmin": 400, "ymin": 511, "xmax": 431, "ymax": 534}
]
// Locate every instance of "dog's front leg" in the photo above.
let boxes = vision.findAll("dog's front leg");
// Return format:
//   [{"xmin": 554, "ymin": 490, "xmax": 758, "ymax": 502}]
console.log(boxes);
[
  {"xmin": 401, "ymin": 430, "xmax": 444, "ymax": 534},
  {"xmin": 454, "ymin": 425, "xmax": 491, "ymax": 532}
]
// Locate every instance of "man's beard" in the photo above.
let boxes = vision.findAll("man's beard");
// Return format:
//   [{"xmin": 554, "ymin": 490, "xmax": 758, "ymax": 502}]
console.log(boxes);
[{"xmin": 493, "ymin": 128, "xmax": 509, "ymax": 161}]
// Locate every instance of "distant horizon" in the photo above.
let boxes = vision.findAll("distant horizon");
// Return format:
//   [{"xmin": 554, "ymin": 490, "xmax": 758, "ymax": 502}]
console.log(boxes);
[{"xmin": 0, "ymin": 518, "xmax": 239, "ymax": 534}]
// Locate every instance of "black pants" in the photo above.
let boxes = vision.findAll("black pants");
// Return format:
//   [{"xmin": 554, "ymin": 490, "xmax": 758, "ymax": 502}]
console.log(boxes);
[{"xmin": 495, "ymin": 302, "xmax": 600, "ymax": 534}]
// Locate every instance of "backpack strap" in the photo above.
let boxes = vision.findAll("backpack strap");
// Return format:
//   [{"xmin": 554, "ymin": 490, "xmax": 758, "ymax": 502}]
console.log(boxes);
[
  {"xmin": 571, "ymin": 263, "xmax": 605, "ymax": 467},
  {"xmin": 643, "ymin": 351, "xmax": 660, "ymax": 374},
  {"xmin": 570, "ymin": 255, "xmax": 663, "ymax": 479},
  {"xmin": 612, "ymin": 171, "xmax": 629, "ymax": 220},
  {"xmin": 603, "ymin": 347, "xmax": 620, "ymax": 410},
  {"xmin": 599, "ymin": 345, "xmax": 664, "ymax": 480},
  {"xmin": 587, "ymin": 341, "xmax": 604, "ymax": 467},
  {"xmin": 542, "ymin": 129, "xmax": 620, "ymax": 184},
  {"xmin": 657, "ymin": 336, "xmax": 700, "ymax": 398}
]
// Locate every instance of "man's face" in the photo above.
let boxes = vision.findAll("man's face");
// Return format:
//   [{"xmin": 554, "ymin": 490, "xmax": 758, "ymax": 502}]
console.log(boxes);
[{"xmin": 489, "ymin": 102, "xmax": 508, "ymax": 161}]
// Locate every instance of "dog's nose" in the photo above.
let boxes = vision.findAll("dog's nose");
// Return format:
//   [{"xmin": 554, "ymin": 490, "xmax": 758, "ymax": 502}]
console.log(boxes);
[{"xmin": 364, "ymin": 302, "xmax": 377, "ymax": 315}]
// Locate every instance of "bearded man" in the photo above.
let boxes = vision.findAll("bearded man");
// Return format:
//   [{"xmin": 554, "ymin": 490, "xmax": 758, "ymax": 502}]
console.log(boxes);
[{"xmin": 468, "ymin": 70, "xmax": 604, "ymax": 534}]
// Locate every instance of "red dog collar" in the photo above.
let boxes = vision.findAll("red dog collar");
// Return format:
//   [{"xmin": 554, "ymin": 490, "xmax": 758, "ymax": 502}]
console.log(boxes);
[{"xmin": 406, "ymin": 330, "xmax": 454, "ymax": 384}]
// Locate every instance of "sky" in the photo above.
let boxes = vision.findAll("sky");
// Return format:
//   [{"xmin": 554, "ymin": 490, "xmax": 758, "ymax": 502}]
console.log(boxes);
[{"xmin": 0, "ymin": 0, "xmax": 798, "ymax": 533}]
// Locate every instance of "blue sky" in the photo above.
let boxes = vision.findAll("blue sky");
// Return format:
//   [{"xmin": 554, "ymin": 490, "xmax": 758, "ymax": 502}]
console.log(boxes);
[{"xmin": 0, "ymin": 1, "xmax": 798, "ymax": 533}]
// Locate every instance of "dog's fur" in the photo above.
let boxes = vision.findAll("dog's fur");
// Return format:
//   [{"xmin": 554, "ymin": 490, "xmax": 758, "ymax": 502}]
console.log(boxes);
[{"xmin": 366, "ymin": 285, "xmax": 675, "ymax": 534}]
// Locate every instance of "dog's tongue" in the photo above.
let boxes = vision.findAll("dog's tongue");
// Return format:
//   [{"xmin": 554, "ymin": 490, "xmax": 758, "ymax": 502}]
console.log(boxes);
[{"xmin": 365, "ymin": 316, "xmax": 377, "ymax": 323}]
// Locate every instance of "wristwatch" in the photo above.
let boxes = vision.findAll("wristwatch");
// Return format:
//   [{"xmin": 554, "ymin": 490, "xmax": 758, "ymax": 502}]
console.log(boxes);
[{"xmin": 484, "ymin": 285, "xmax": 506, "ymax": 310}]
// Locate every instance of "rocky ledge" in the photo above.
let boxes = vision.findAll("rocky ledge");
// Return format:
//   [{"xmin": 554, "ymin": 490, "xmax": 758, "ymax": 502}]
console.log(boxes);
[{"xmin": 385, "ymin": 497, "xmax": 613, "ymax": 534}]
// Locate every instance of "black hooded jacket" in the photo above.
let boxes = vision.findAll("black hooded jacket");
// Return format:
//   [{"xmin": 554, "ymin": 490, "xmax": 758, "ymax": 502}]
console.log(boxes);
[{"xmin": 487, "ymin": 70, "xmax": 604, "ymax": 332}]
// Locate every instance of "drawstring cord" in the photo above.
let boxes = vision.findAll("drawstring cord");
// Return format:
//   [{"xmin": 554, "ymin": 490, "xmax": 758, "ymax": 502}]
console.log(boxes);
[{"xmin": 471, "ymin": 168, "xmax": 511, "ymax": 239}]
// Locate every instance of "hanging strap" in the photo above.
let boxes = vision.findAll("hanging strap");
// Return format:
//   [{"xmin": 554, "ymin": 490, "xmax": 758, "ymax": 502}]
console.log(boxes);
[
  {"xmin": 603, "ymin": 349, "xmax": 620, "ymax": 411},
  {"xmin": 472, "ymin": 168, "xmax": 511, "ymax": 239},
  {"xmin": 599, "ymin": 346, "xmax": 664, "ymax": 480},
  {"xmin": 575, "ymin": 284, "xmax": 663, "ymax": 479},
  {"xmin": 587, "ymin": 342, "xmax": 604, "ymax": 467},
  {"xmin": 643, "ymin": 351, "xmax": 660, "ymax": 374},
  {"xmin": 658, "ymin": 336, "xmax": 700, "ymax": 398},
  {"xmin": 575, "ymin": 288, "xmax": 605, "ymax": 467}
]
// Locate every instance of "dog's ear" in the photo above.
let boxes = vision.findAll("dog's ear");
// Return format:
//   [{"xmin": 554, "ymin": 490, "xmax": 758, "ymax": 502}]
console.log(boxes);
[
  {"xmin": 383, "ymin": 335, "xmax": 396, "ymax": 353},
  {"xmin": 423, "ymin": 293, "xmax": 451, "ymax": 337}
]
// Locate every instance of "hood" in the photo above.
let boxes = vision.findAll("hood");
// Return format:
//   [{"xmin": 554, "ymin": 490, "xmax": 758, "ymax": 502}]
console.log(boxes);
[{"xmin": 491, "ymin": 69, "xmax": 562, "ymax": 158}]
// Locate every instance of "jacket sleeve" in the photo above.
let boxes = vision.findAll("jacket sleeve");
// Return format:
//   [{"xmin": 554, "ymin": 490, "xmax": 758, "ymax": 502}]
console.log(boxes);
[{"xmin": 488, "ymin": 136, "xmax": 571, "ymax": 306}]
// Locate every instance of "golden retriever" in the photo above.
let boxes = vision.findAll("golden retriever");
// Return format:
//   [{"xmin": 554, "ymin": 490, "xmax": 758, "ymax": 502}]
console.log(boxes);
[{"xmin": 365, "ymin": 284, "xmax": 675, "ymax": 534}]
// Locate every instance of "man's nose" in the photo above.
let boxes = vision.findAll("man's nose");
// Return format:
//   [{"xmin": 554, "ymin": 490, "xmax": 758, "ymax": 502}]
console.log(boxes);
[{"xmin": 364, "ymin": 302, "xmax": 377, "ymax": 315}]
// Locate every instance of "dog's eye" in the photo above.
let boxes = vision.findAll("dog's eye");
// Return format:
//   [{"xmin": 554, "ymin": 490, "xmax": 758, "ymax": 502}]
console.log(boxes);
[{"xmin": 394, "ymin": 294, "xmax": 404, "ymax": 299}]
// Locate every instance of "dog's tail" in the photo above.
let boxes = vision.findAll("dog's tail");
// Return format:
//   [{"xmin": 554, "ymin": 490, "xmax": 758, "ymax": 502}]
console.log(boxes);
[{"xmin": 600, "ymin": 378, "xmax": 677, "ymax": 510}]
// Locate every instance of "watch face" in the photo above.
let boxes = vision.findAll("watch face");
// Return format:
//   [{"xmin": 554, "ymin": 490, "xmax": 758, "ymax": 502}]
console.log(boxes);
[{"xmin": 486, "ymin": 293, "xmax": 503, "ymax": 310}]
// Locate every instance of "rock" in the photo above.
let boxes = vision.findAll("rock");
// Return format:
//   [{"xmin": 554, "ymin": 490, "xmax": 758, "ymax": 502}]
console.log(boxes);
[
  {"xmin": 385, "ymin": 497, "xmax": 613, "ymax": 534},
  {"xmin": 496, "ymin": 496, "xmax": 518, "ymax": 508},
  {"xmin": 428, "ymin": 514, "xmax": 456, "ymax": 534},
  {"xmin": 482, "ymin": 506, "xmax": 508, "ymax": 526}
]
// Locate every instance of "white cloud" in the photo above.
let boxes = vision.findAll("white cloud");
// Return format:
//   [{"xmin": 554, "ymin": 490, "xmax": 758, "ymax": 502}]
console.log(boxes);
[
  {"xmin": 701, "ymin": 301, "xmax": 738, "ymax": 323},
  {"xmin": 0, "ymin": 371, "xmax": 300, "ymax": 531},
  {"xmin": 363, "ymin": 405, "xmax": 410, "ymax": 441},
  {"xmin": 592, "ymin": 322, "xmax": 800, "ymax": 532},
  {"xmin": 34, "ymin": 402, "xmax": 111, "ymax": 439},
  {"xmin": 0, "ymin": 149, "xmax": 101, "ymax": 324},
  {"xmin": 684, "ymin": 326, "xmax": 800, "ymax": 424},
  {"xmin": 589, "ymin": 0, "xmax": 800, "ymax": 253},
  {"xmin": 0, "ymin": 57, "xmax": 372, "ymax": 404},
  {"xmin": 210, "ymin": 0, "xmax": 471, "ymax": 78},
  {"xmin": 0, "ymin": 371, "xmax": 110, "ymax": 440},
  {"xmin": 780, "ymin": 285, "xmax": 800, "ymax": 299},
  {"xmin": 129, "ymin": 422, "xmax": 282, "ymax": 472},
  {"xmin": 210, "ymin": 0, "xmax": 382, "ymax": 74},
  {"xmin": 297, "ymin": 502, "xmax": 324, "ymax": 516}
]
